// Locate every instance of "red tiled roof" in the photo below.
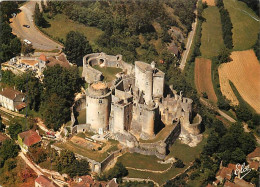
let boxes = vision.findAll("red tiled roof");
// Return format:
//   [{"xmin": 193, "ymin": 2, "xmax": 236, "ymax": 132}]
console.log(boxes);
[
  {"xmin": 19, "ymin": 130, "xmax": 41, "ymax": 147},
  {"xmin": 249, "ymin": 161, "xmax": 259, "ymax": 170},
  {"xmin": 47, "ymin": 57, "xmax": 70, "ymax": 68},
  {"xmin": 0, "ymin": 133, "xmax": 9, "ymax": 143},
  {"xmin": 227, "ymin": 163, "xmax": 236, "ymax": 170},
  {"xmin": 15, "ymin": 102, "xmax": 27, "ymax": 110},
  {"xmin": 247, "ymin": 147, "xmax": 260, "ymax": 159},
  {"xmin": 71, "ymin": 175, "xmax": 107, "ymax": 187},
  {"xmin": 234, "ymin": 178, "xmax": 254, "ymax": 187},
  {"xmin": 107, "ymin": 178, "xmax": 118, "ymax": 187},
  {"xmin": 0, "ymin": 87, "xmax": 23, "ymax": 100},
  {"xmin": 39, "ymin": 54, "xmax": 47, "ymax": 62},
  {"xmin": 217, "ymin": 167, "xmax": 233, "ymax": 180},
  {"xmin": 224, "ymin": 181, "xmax": 236, "ymax": 187},
  {"xmin": 35, "ymin": 175, "xmax": 58, "ymax": 187}
]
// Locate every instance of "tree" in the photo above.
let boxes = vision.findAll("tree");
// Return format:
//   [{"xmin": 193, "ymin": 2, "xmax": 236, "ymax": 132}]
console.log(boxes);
[
  {"xmin": 235, "ymin": 104, "xmax": 252, "ymax": 122},
  {"xmin": 0, "ymin": 116, "xmax": 5, "ymax": 132},
  {"xmin": 43, "ymin": 65, "xmax": 82, "ymax": 103},
  {"xmin": 8, "ymin": 122, "xmax": 22, "ymax": 140},
  {"xmin": 21, "ymin": 43, "xmax": 35, "ymax": 56},
  {"xmin": 41, "ymin": 94, "xmax": 70, "ymax": 130},
  {"xmin": 0, "ymin": 1, "xmax": 19, "ymax": 22},
  {"xmin": 64, "ymin": 31, "xmax": 93, "ymax": 65},
  {"xmin": 56, "ymin": 150, "xmax": 90, "ymax": 178},
  {"xmin": 15, "ymin": 71, "xmax": 43, "ymax": 111},
  {"xmin": 217, "ymin": 46, "xmax": 231, "ymax": 63},
  {"xmin": 10, "ymin": 37, "xmax": 21, "ymax": 56},
  {"xmin": 231, "ymin": 148, "xmax": 246, "ymax": 163},
  {"xmin": 174, "ymin": 159, "xmax": 185, "ymax": 168},
  {"xmin": 0, "ymin": 139, "xmax": 20, "ymax": 167}
]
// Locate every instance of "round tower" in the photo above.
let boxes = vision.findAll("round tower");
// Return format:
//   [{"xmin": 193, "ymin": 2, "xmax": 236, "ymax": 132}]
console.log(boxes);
[{"xmin": 86, "ymin": 82, "xmax": 111, "ymax": 134}]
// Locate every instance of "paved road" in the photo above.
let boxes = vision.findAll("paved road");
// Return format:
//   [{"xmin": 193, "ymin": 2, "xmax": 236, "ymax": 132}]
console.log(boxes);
[
  {"xmin": 10, "ymin": 0, "xmax": 63, "ymax": 51},
  {"xmin": 179, "ymin": 6, "xmax": 198, "ymax": 71}
]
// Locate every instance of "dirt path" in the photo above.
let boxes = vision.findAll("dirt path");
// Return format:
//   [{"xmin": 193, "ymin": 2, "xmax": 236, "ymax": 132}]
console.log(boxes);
[
  {"xmin": 0, "ymin": 107, "xmax": 25, "ymax": 118},
  {"xmin": 19, "ymin": 152, "xmax": 43, "ymax": 175},
  {"xmin": 179, "ymin": 3, "xmax": 198, "ymax": 70},
  {"xmin": 10, "ymin": 0, "xmax": 63, "ymax": 51},
  {"xmin": 200, "ymin": 98, "xmax": 236, "ymax": 123}
]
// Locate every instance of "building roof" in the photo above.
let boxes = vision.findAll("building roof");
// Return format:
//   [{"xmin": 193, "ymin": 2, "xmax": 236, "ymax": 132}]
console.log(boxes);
[
  {"xmin": 39, "ymin": 54, "xmax": 48, "ymax": 62},
  {"xmin": 217, "ymin": 167, "xmax": 233, "ymax": 181},
  {"xmin": 249, "ymin": 161, "xmax": 259, "ymax": 170},
  {"xmin": 107, "ymin": 178, "xmax": 118, "ymax": 187},
  {"xmin": 21, "ymin": 59, "xmax": 38, "ymax": 66},
  {"xmin": 135, "ymin": 61, "xmax": 164, "ymax": 76},
  {"xmin": 247, "ymin": 147, "xmax": 260, "ymax": 159},
  {"xmin": 71, "ymin": 175, "xmax": 107, "ymax": 187},
  {"xmin": 15, "ymin": 102, "xmax": 27, "ymax": 110},
  {"xmin": 168, "ymin": 43, "xmax": 179, "ymax": 55},
  {"xmin": 233, "ymin": 178, "xmax": 254, "ymax": 187},
  {"xmin": 47, "ymin": 54, "xmax": 70, "ymax": 68},
  {"xmin": 35, "ymin": 175, "xmax": 59, "ymax": 187},
  {"xmin": 0, "ymin": 87, "xmax": 24, "ymax": 100},
  {"xmin": 18, "ymin": 130, "xmax": 41, "ymax": 147},
  {"xmin": 0, "ymin": 133, "xmax": 9, "ymax": 143}
]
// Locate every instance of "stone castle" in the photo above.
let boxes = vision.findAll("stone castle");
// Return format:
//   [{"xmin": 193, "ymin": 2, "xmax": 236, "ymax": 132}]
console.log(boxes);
[{"xmin": 79, "ymin": 53, "xmax": 202, "ymax": 158}]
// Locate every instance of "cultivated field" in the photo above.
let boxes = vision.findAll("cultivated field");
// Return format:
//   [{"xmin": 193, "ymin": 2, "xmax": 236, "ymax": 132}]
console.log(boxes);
[
  {"xmin": 200, "ymin": 7, "xmax": 224, "ymax": 58},
  {"xmin": 224, "ymin": 0, "xmax": 260, "ymax": 50},
  {"xmin": 202, "ymin": 0, "xmax": 215, "ymax": 6},
  {"xmin": 195, "ymin": 58, "xmax": 218, "ymax": 103},
  {"xmin": 218, "ymin": 50, "xmax": 260, "ymax": 113}
]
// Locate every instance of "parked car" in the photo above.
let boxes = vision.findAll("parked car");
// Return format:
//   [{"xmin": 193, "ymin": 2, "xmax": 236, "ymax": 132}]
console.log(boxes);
[
  {"xmin": 23, "ymin": 39, "xmax": 32, "ymax": 45},
  {"xmin": 23, "ymin": 24, "xmax": 30, "ymax": 28}
]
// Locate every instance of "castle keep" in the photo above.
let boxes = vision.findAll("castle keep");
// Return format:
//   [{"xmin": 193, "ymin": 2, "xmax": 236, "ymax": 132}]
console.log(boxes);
[{"xmin": 80, "ymin": 53, "xmax": 202, "ymax": 158}]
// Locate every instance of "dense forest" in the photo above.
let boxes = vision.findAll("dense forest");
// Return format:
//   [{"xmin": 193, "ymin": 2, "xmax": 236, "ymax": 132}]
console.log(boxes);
[
  {"xmin": 0, "ymin": 1, "xmax": 22, "ymax": 63},
  {"xmin": 42, "ymin": 0, "xmax": 196, "ymax": 64}
]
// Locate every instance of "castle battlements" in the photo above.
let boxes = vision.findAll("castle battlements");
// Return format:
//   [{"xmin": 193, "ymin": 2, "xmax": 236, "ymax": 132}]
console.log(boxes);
[{"xmin": 79, "ymin": 53, "xmax": 202, "ymax": 158}]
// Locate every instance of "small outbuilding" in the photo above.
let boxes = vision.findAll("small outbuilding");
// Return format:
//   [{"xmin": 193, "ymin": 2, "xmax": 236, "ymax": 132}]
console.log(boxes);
[{"xmin": 18, "ymin": 130, "xmax": 41, "ymax": 152}]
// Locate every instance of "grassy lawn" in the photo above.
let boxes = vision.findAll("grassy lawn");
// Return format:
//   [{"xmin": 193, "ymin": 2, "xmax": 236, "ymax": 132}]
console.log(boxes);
[
  {"xmin": 224, "ymin": 0, "xmax": 260, "ymax": 51},
  {"xmin": 55, "ymin": 141, "xmax": 109, "ymax": 162},
  {"xmin": 118, "ymin": 152, "xmax": 171, "ymax": 171},
  {"xmin": 200, "ymin": 6, "xmax": 225, "ymax": 58},
  {"xmin": 166, "ymin": 131, "xmax": 208, "ymax": 164},
  {"xmin": 42, "ymin": 14, "xmax": 103, "ymax": 45},
  {"xmin": 93, "ymin": 66, "xmax": 122, "ymax": 82},
  {"xmin": 122, "ymin": 130, "xmax": 209, "ymax": 185},
  {"xmin": 127, "ymin": 166, "xmax": 187, "ymax": 186},
  {"xmin": 139, "ymin": 124, "xmax": 175, "ymax": 143}
]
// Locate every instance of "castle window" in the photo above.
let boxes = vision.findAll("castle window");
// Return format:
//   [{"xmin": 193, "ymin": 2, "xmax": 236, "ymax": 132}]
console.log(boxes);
[
  {"xmin": 99, "ymin": 100, "xmax": 102, "ymax": 104},
  {"xmin": 146, "ymin": 82, "xmax": 148, "ymax": 85}
]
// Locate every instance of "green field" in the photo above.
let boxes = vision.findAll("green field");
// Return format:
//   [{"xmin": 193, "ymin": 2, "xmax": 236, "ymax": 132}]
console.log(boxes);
[
  {"xmin": 224, "ymin": 0, "xmax": 260, "ymax": 50},
  {"xmin": 42, "ymin": 14, "xmax": 103, "ymax": 45},
  {"xmin": 93, "ymin": 66, "xmax": 122, "ymax": 82},
  {"xmin": 121, "ymin": 133, "xmax": 208, "ymax": 185},
  {"xmin": 118, "ymin": 152, "xmax": 171, "ymax": 171},
  {"xmin": 200, "ymin": 6, "xmax": 225, "ymax": 58},
  {"xmin": 55, "ymin": 138, "xmax": 119, "ymax": 162}
]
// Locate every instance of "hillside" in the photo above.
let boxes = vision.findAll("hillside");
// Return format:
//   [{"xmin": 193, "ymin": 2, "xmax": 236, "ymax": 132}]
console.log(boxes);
[
  {"xmin": 224, "ymin": 0, "xmax": 259, "ymax": 50},
  {"xmin": 37, "ymin": 0, "xmax": 197, "ymax": 64}
]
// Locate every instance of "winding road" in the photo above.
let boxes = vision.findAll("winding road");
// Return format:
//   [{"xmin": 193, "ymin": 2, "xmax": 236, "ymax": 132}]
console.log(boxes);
[
  {"xmin": 10, "ymin": 0, "xmax": 62, "ymax": 51},
  {"xmin": 179, "ymin": 4, "xmax": 198, "ymax": 71}
]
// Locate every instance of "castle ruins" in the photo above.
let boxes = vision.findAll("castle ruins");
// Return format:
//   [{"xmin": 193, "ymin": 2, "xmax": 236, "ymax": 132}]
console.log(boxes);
[{"xmin": 78, "ymin": 52, "xmax": 202, "ymax": 159}]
